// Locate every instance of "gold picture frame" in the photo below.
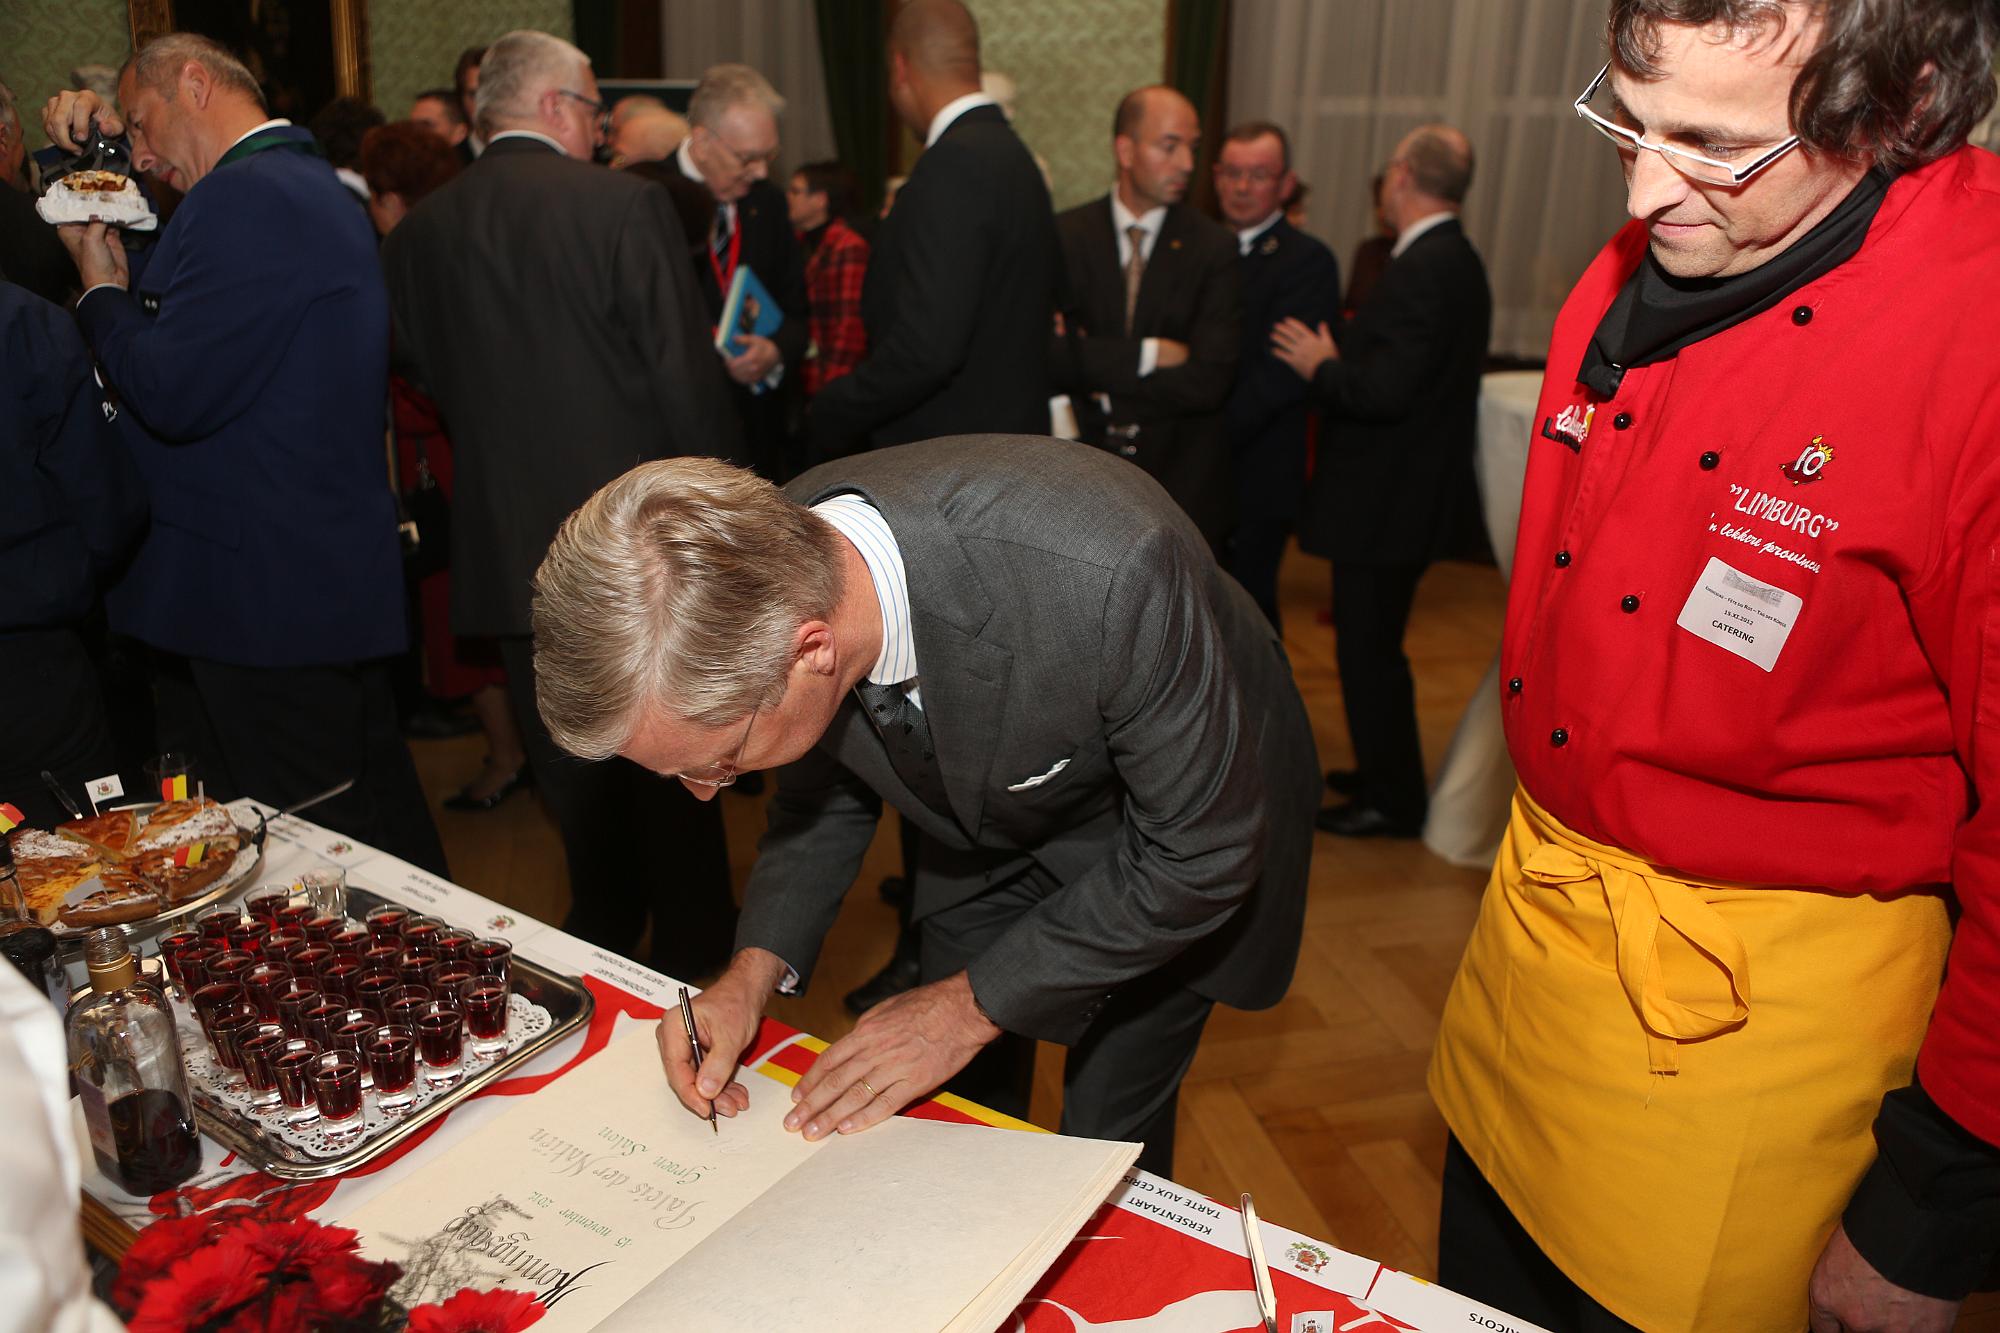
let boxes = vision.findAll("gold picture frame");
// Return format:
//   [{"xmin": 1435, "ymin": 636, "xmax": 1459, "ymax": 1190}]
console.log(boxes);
[{"xmin": 127, "ymin": 0, "xmax": 371, "ymax": 104}]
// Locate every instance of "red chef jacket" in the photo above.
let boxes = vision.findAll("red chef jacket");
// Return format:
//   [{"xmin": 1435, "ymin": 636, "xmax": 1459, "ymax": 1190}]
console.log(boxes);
[{"xmin": 1503, "ymin": 145, "xmax": 2000, "ymax": 1149}]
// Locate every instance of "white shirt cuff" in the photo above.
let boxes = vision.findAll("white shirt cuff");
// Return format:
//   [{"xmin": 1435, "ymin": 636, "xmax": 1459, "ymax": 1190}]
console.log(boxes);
[
  {"xmin": 1138, "ymin": 337, "xmax": 1159, "ymax": 377},
  {"xmin": 77, "ymin": 282, "xmax": 126, "ymax": 306}
]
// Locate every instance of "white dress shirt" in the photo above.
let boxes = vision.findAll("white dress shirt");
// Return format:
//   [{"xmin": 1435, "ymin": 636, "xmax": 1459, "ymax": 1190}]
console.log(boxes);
[
  {"xmin": 1392, "ymin": 210, "xmax": 1456, "ymax": 258},
  {"xmin": 924, "ymin": 92, "xmax": 998, "ymax": 148},
  {"xmin": 812, "ymin": 493, "xmax": 920, "ymax": 706},
  {"xmin": 1237, "ymin": 210, "xmax": 1283, "ymax": 256}
]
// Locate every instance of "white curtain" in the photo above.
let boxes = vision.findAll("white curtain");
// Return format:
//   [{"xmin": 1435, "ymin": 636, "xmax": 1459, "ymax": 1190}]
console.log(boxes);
[
  {"xmin": 1228, "ymin": 0, "xmax": 1630, "ymax": 360},
  {"xmin": 658, "ymin": 2, "xmax": 838, "ymax": 175}
]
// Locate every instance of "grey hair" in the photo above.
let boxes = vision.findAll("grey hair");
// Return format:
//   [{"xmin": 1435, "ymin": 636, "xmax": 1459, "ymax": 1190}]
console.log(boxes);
[
  {"xmin": 1397, "ymin": 125, "xmax": 1475, "ymax": 204},
  {"xmin": 125, "ymin": 33, "xmax": 265, "ymax": 108},
  {"xmin": 687, "ymin": 63, "xmax": 784, "ymax": 131},
  {"xmin": 531, "ymin": 458, "xmax": 845, "ymax": 759},
  {"xmin": 473, "ymin": 30, "xmax": 590, "ymax": 139}
]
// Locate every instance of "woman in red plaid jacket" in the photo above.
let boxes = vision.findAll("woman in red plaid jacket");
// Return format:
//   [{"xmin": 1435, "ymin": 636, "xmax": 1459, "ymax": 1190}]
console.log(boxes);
[{"xmin": 787, "ymin": 161, "xmax": 871, "ymax": 397}]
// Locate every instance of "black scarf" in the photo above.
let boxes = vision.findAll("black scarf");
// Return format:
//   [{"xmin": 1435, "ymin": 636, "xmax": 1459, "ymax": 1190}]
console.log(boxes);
[{"xmin": 1576, "ymin": 166, "xmax": 1894, "ymax": 398}]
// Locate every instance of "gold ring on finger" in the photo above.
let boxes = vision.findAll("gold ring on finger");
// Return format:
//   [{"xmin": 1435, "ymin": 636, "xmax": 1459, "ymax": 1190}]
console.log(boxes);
[{"xmin": 858, "ymin": 1078, "xmax": 879, "ymax": 1100}]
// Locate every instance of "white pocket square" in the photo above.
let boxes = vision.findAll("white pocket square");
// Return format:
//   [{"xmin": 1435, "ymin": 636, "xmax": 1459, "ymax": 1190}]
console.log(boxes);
[{"xmin": 1007, "ymin": 758, "xmax": 1070, "ymax": 792}]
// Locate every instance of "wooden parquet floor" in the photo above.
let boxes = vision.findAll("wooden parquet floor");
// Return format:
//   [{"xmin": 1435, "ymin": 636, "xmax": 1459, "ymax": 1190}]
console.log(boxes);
[{"xmin": 412, "ymin": 544, "xmax": 2000, "ymax": 1328}]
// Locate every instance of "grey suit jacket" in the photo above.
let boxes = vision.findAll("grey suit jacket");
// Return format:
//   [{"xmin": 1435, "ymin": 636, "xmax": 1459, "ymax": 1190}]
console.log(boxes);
[{"xmin": 735, "ymin": 436, "xmax": 1319, "ymax": 1044}]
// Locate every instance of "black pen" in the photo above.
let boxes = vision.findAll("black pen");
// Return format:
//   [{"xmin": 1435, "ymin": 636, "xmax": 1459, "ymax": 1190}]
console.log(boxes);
[{"xmin": 677, "ymin": 985, "xmax": 717, "ymax": 1134}]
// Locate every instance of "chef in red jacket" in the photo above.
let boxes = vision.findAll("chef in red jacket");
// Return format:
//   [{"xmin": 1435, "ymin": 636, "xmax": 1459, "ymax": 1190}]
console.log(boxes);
[{"xmin": 1428, "ymin": 2, "xmax": 2000, "ymax": 1330}]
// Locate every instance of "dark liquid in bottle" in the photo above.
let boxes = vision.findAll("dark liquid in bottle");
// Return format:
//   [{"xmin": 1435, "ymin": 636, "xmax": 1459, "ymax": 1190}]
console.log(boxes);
[{"xmin": 98, "ymin": 1088, "xmax": 201, "ymax": 1193}]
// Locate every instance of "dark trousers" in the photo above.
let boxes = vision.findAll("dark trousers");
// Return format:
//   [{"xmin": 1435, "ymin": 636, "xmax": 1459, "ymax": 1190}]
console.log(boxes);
[
  {"xmin": 1330, "ymin": 559, "xmax": 1430, "ymax": 826},
  {"xmin": 497, "ymin": 637, "xmax": 735, "ymax": 979},
  {"xmin": 0, "ymin": 629, "xmax": 119, "ymax": 827},
  {"xmin": 179, "ymin": 655, "xmax": 448, "ymax": 878},
  {"xmin": 919, "ymin": 870, "xmax": 1214, "ymax": 1179},
  {"xmin": 1439, "ymin": 1135, "xmax": 1639, "ymax": 1333},
  {"xmin": 1228, "ymin": 516, "xmax": 1291, "ymax": 632}
]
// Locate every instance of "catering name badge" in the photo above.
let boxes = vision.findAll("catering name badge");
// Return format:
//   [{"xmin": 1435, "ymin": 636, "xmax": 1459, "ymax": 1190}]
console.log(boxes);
[{"xmin": 1675, "ymin": 556, "xmax": 1803, "ymax": 672}]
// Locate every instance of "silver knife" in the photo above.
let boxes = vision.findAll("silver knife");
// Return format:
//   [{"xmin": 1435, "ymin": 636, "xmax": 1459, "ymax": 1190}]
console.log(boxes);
[{"xmin": 1241, "ymin": 1192, "xmax": 1279, "ymax": 1333}]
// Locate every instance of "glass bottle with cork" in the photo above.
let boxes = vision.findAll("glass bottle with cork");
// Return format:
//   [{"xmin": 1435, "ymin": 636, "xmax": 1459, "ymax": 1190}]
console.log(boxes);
[
  {"xmin": 0, "ymin": 836, "xmax": 66, "ymax": 1011},
  {"xmin": 67, "ymin": 927, "xmax": 202, "ymax": 1193}
]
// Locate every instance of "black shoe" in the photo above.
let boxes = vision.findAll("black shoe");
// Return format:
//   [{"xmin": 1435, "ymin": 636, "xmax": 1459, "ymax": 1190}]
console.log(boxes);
[
  {"xmin": 1315, "ymin": 801, "xmax": 1422, "ymax": 839},
  {"xmin": 844, "ymin": 952, "xmax": 922, "ymax": 1015},
  {"xmin": 403, "ymin": 700, "xmax": 479, "ymax": 739},
  {"xmin": 442, "ymin": 765, "xmax": 531, "ymax": 811},
  {"xmin": 1325, "ymin": 768, "xmax": 1363, "ymax": 798}
]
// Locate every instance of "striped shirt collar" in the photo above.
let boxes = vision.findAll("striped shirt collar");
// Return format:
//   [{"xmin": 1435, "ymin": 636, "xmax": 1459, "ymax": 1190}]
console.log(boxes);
[{"xmin": 811, "ymin": 493, "xmax": 918, "ymax": 691}]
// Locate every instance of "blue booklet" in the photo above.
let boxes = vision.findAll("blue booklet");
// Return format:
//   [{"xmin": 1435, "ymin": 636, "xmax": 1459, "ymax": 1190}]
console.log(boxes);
[{"xmin": 716, "ymin": 264, "xmax": 783, "ymax": 358}]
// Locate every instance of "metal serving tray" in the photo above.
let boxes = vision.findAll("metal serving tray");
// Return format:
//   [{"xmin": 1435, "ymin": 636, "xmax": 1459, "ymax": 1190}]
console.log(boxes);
[
  {"xmin": 188, "ymin": 884, "xmax": 594, "ymax": 1181},
  {"xmin": 52, "ymin": 805, "xmax": 268, "ymax": 960}
]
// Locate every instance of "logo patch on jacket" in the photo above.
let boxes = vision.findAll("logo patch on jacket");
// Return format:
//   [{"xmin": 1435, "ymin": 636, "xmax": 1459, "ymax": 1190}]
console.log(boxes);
[
  {"xmin": 1541, "ymin": 402, "xmax": 1595, "ymax": 452},
  {"xmin": 1779, "ymin": 435, "xmax": 1834, "ymax": 485}
]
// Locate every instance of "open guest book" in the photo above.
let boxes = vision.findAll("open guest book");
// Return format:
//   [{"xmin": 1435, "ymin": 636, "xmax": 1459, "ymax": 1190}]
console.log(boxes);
[{"xmin": 336, "ymin": 1030, "xmax": 1139, "ymax": 1331}]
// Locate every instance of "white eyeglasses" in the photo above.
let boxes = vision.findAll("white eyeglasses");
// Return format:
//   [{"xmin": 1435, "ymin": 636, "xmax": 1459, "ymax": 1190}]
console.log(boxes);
[{"xmin": 1574, "ymin": 63, "xmax": 1800, "ymax": 187}]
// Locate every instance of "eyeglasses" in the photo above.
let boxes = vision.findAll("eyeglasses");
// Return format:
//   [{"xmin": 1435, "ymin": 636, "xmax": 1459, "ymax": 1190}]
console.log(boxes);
[
  {"xmin": 1215, "ymin": 165, "xmax": 1283, "ymax": 186},
  {"xmin": 557, "ymin": 88, "xmax": 608, "ymax": 125},
  {"xmin": 675, "ymin": 708, "xmax": 757, "ymax": 788},
  {"xmin": 1574, "ymin": 63, "xmax": 1800, "ymax": 187},
  {"xmin": 710, "ymin": 133, "xmax": 782, "ymax": 171}
]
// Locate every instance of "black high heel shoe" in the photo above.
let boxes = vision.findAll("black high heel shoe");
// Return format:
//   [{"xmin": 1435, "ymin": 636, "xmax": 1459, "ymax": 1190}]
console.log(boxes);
[{"xmin": 443, "ymin": 764, "xmax": 532, "ymax": 812}]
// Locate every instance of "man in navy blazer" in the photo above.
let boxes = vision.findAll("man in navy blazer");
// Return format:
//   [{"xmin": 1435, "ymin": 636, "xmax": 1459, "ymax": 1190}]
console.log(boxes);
[
  {"xmin": 46, "ymin": 33, "xmax": 443, "ymax": 873},
  {"xmin": 1214, "ymin": 121, "xmax": 1340, "ymax": 629}
]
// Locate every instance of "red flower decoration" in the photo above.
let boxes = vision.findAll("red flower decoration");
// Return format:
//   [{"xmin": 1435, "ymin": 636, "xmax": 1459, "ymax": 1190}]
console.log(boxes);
[
  {"xmin": 216, "ymin": 1283, "xmax": 313, "ymax": 1333},
  {"xmin": 113, "ymin": 1215, "xmax": 216, "ymax": 1315},
  {"xmin": 233, "ymin": 1218, "xmax": 364, "ymax": 1274},
  {"xmin": 126, "ymin": 1241, "xmax": 267, "ymax": 1333},
  {"xmin": 305, "ymin": 1250, "xmax": 402, "ymax": 1320},
  {"xmin": 406, "ymin": 1287, "xmax": 547, "ymax": 1333}
]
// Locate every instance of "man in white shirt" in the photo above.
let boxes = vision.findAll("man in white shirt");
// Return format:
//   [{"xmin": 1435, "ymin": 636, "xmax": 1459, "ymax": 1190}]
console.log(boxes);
[{"xmin": 1051, "ymin": 86, "xmax": 1243, "ymax": 549}]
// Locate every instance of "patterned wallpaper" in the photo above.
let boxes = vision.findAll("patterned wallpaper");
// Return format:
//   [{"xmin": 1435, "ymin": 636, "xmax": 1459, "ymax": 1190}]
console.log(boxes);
[
  {"xmin": 0, "ymin": 0, "xmax": 572, "ymax": 149},
  {"xmin": 0, "ymin": 0, "xmax": 133, "ymax": 150},
  {"xmin": 368, "ymin": 0, "xmax": 572, "ymax": 125},
  {"xmin": 977, "ymin": 0, "xmax": 1167, "ymax": 212}
]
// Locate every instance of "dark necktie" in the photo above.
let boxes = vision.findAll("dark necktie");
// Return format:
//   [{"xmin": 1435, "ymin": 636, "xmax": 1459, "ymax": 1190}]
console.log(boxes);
[
  {"xmin": 710, "ymin": 205, "xmax": 734, "ymax": 257},
  {"xmin": 854, "ymin": 679, "xmax": 952, "ymax": 817},
  {"xmin": 1123, "ymin": 224, "xmax": 1148, "ymax": 334}
]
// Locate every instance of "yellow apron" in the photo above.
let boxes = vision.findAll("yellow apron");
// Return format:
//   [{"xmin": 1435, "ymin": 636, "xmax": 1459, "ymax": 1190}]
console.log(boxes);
[{"xmin": 1429, "ymin": 789, "xmax": 1950, "ymax": 1332}]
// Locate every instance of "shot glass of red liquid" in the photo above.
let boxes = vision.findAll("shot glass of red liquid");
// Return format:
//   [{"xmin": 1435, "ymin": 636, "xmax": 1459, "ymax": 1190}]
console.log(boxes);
[
  {"xmin": 190, "ymin": 979, "xmax": 245, "ymax": 1049},
  {"xmin": 277, "ymin": 901, "xmax": 315, "ymax": 931},
  {"xmin": 312, "ymin": 1051, "xmax": 365, "ymax": 1139},
  {"xmin": 432, "ymin": 929, "xmax": 474, "ymax": 962},
  {"xmin": 385, "ymin": 984, "xmax": 432, "ymax": 1029},
  {"xmin": 288, "ymin": 943, "xmax": 333, "ymax": 978},
  {"xmin": 353, "ymin": 968, "xmax": 399, "ymax": 1014},
  {"xmin": 207, "ymin": 949, "xmax": 255, "ymax": 988},
  {"xmin": 360, "ymin": 942, "xmax": 403, "ymax": 974},
  {"xmin": 457, "ymin": 975, "xmax": 510, "ymax": 1057},
  {"xmin": 364, "ymin": 905, "xmax": 410, "ymax": 943},
  {"xmin": 237, "ymin": 1022, "xmax": 289, "ymax": 1108},
  {"xmin": 246, "ymin": 888, "xmax": 292, "ymax": 922},
  {"xmin": 198, "ymin": 906, "xmax": 242, "ymax": 941},
  {"xmin": 328, "ymin": 925, "xmax": 371, "ymax": 957},
  {"xmin": 174, "ymin": 940, "xmax": 223, "ymax": 994},
  {"xmin": 302, "ymin": 914, "xmax": 345, "ymax": 943},
  {"xmin": 299, "ymin": 997, "xmax": 348, "ymax": 1046},
  {"xmin": 415, "ymin": 1001, "xmax": 465, "ymax": 1085},
  {"xmin": 157, "ymin": 930, "xmax": 202, "ymax": 991},
  {"xmin": 324, "ymin": 1006, "xmax": 381, "ymax": 1087},
  {"xmin": 209, "ymin": 1001, "xmax": 262, "ymax": 1090},
  {"xmin": 275, "ymin": 979, "xmax": 325, "ymax": 1037},
  {"xmin": 426, "ymin": 958, "xmax": 475, "ymax": 998},
  {"xmin": 396, "ymin": 947, "xmax": 439, "ymax": 989},
  {"xmin": 465, "ymin": 938, "xmax": 512, "ymax": 987},
  {"xmin": 317, "ymin": 955, "xmax": 364, "ymax": 1003},
  {"xmin": 366, "ymin": 1024, "xmax": 419, "ymax": 1113},
  {"xmin": 228, "ymin": 917, "xmax": 272, "ymax": 958},
  {"xmin": 399, "ymin": 913, "xmax": 443, "ymax": 944},
  {"xmin": 271, "ymin": 1038, "xmax": 323, "ymax": 1125},
  {"xmin": 262, "ymin": 931, "xmax": 306, "ymax": 962},
  {"xmin": 243, "ymin": 960, "xmax": 295, "ymax": 1021}
]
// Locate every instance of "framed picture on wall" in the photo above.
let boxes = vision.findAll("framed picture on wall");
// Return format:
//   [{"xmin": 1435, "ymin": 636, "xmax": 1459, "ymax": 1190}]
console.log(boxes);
[{"xmin": 127, "ymin": 0, "xmax": 370, "ymax": 118}]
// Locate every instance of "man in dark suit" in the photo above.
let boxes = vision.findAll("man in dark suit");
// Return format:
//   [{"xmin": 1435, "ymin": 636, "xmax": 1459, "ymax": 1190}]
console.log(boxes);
[
  {"xmin": 1276, "ymin": 124, "xmax": 1492, "ymax": 839},
  {"xmin": 1214, "ymin": 121, "xmax": 1340, "ymax": 628},
  {"xmin": 532, "ymin": 439, "xmax": 1318, "ymax": 1177},
  {"xmin": 1052, "ymin": 86, "xmax": 1241, "ymax": 549},
  {"xmin": 43, "ymin": 34, "xmax": 444, "ymax": 873},
  {"xmin": 380, "ymin": 30, "xmax": 746, "ymax": 977},
  {"xmin": 660, "ymin": 63, "xmax": 809, "ymax": 482},
  {"xmin": 808, "ymin": 0, "xmax": 1056, "ymax": 458}
]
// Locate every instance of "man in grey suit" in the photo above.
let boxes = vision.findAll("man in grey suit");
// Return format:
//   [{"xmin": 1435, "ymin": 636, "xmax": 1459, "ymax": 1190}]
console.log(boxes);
[{"xmin": 532, "ymin": 437, "xmax": 1319, "ymax": 1174}]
